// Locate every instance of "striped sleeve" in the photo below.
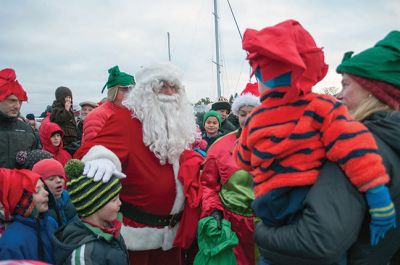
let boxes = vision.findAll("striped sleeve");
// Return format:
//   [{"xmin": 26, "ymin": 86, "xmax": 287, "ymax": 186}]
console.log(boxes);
[
  {"xmin": 320, "ymin": 99, "xmax": 389, "ymax": 191},
  {"xmin": 67, "ymin": 243, "xmax": 95, "ymax": 265}
]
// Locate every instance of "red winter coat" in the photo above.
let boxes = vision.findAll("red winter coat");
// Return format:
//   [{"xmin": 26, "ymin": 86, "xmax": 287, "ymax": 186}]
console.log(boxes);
[{"xmin": 82, "ymin": 101, "xmax": 124, "ymax": 144}]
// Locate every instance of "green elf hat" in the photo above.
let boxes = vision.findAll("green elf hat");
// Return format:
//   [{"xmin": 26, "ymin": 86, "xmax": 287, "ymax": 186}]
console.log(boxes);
[
  {"xmin": 101, "ymin": 65, "xmax": 135, "ymax": 93},
  {"xmin": 336, "ymin": 31, "xmax": 400, "ymax": 109},
  {"xmin": 336, "ymin": 31, "xmax": 400, "ymax": 88}
]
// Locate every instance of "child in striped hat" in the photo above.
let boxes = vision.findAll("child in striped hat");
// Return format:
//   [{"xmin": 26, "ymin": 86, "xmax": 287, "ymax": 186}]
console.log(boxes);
[
  {"xmin": 234, "ymin": 19, "xmax": 395, "ymax": 249},
  {"xmin": 53, "ymin": 159, "xmax": 129, "ymax": 265}
]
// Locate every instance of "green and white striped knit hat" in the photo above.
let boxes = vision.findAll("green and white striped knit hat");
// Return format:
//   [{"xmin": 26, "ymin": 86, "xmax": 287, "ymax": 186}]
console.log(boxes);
[{"xmin": 65, "ymin": 159, "xmax": 122, "ymax": 218}]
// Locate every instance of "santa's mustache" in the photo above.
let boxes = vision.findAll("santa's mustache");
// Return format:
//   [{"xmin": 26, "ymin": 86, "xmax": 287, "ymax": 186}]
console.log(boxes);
[{"xmin": 157, "ymin": 94, "xmax": 179, "ymax": 103}]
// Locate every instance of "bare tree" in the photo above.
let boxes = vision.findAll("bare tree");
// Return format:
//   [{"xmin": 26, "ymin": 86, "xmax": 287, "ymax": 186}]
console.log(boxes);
[{"xmin": 322, "ymin": 86, "xmax": 340, "ymax": 96}]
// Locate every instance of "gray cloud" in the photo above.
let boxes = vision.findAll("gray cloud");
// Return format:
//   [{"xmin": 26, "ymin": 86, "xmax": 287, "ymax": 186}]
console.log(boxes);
[{"xmin": 1, "ymin": 0, "xmax": 399, "ymax": 115}]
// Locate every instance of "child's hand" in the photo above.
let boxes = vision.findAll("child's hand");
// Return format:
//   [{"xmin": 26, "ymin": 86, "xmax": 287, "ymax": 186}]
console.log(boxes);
[
  {"xmin": 365, "ymin": 185, "xmax": 396, "ymax": 246},
  {"xmin": 65, "ymin": 96, "xmax": 72, "ymax": 110}
]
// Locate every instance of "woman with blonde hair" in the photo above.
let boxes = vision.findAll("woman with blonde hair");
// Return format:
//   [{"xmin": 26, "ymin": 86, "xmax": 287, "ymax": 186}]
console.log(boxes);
[{"xmin": 254, "ymin": 30, "xmax": 400, "ymax": 265}]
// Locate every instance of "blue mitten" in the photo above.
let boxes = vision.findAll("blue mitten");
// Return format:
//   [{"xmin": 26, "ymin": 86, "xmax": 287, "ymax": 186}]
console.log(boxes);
[{"xmin": 365, "ymin": 185, "xmax": 396, "ymax": 246}]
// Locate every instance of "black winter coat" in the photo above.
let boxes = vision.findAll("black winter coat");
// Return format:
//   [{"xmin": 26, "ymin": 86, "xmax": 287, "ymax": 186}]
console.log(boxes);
[
  {"xmin": 50, "ymin": 100, "xmax": 78, "ymax": 146},
  {"xmin": 52, "ymin": 215, "xmax": 129, "ymax": 265},
  {"xmin": 254, "ymin": 111, "xmax": 400, "ymax": 265},
  {"xmin": 0, "ymin": 113, "xmax": 38, "ymax": 168}
]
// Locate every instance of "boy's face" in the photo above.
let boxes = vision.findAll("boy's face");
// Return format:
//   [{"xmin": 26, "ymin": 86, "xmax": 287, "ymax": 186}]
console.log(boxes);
[
  {"xmin": 33, "ymin": 179, "xmax": 49, "ymax": 213},
  {"xmin": 215, "ymin": 109, "xmax": 229, "ymax": 121},
  {"xmin": 44, "ymin": 176, "xmax": 65, "ymax": 199},
  {"xmin": 50, "ymin": 132, "xmax": 62, "ymax": 147},
  {"xmin": 95, "ymin": 195, "xmax": 121, "ymax": 224},
  {"xmin": 204, "ymin": 116, "xmax": 219, "ymax": 135}
]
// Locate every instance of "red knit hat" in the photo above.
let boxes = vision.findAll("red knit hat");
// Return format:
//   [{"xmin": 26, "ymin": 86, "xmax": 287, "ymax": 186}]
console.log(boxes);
[
  {"xmin": 349, "ymin": 74, "xmax": 400, "ymax": 110},
  {"xmin": 0, "ymin": 169, "xmax": 40, "ymax": 221},
  {"xmin": 32, "ymin": 159, "xmax": 67, "ymax": 182},
  {"xmin": 242, "ymin": 19, "xmax": 328, "ymax": 94},
  {"xmin": 0, "ymin": 68, "xmax": 28, "ymax": 102}
]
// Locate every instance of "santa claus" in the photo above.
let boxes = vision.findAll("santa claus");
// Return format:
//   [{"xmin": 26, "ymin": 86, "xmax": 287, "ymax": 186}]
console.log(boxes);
[{"xmin": 74, "ymin": 63, "xmax": 203, "ymax": 265}]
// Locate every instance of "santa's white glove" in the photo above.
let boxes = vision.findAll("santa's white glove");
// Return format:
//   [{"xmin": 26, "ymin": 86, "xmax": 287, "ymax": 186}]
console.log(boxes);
[{"xmin": 83, "ymin": 158, "xmax": 126, "ymax": 183}]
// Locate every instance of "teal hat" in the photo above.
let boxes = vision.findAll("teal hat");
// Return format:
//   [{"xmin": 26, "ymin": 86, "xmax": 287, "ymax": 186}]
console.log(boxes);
[
  {"xmin": 336, "ymin": 31, "xmax": 400, "ymax": 87},
  {"xmin": 203, "ymin": 110, "xmax": 222, "ymax": 127},
  {"xmin": 102, "ymin": 65, "xmax": 135, "ymax": 93}
]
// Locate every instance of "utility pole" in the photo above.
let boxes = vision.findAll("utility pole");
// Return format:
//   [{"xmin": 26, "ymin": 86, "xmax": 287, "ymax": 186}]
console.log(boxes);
[
  {"xmin": 167, "ymin": 32, "xmax": 172, "ymax": 61},
  {"xmin": 213, "ymin": 0, "xmax": 222, "ymax": 98}
]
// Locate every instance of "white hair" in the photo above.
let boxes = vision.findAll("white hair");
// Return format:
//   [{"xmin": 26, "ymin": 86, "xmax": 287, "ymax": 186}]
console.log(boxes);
[{"xmin": 123, "ymin": 63, "xmax": 197, "ymax": 165}]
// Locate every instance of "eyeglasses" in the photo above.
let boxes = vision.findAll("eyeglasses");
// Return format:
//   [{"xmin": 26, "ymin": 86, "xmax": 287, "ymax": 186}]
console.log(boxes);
[{"xmin": 160, "ymin": 80, "xmax": 178, "ymax": 91}]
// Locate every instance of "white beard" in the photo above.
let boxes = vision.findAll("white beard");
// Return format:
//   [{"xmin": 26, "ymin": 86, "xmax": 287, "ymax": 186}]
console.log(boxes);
[{"xmin": 123, "ymin": 82, "xmax": 196, "ymax": 165}]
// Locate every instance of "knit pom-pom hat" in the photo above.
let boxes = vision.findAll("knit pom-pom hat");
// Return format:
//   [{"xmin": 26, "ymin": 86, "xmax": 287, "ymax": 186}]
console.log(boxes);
[
  {"xmin": 15, "ymin": 150, "xmax": 54, "ymax": 170},
  {"xmin": 65, "ymin": 159, "xmax": 122, "ymax": 217}
]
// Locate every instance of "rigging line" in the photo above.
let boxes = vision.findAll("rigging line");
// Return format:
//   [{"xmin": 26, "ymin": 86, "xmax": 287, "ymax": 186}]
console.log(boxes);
[{"xmin": 226, "ymin": 0, "xmax": 243, "ymax": 40}]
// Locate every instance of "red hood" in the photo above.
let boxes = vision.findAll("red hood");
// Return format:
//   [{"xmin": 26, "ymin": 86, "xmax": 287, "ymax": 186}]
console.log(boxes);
[{"xmin": 39, "ymin": 121, "xmax": 64, "ymax": 154}]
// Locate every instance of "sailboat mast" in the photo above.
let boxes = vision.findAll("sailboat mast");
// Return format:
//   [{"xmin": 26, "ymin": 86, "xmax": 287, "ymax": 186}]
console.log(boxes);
[
  {"xmin": 213, "ymin": 0, "xmax": 222, "ymax": 98},
  {"xmin": 167, "ymin": 32, "xmax": 171, "ymax": 61}
]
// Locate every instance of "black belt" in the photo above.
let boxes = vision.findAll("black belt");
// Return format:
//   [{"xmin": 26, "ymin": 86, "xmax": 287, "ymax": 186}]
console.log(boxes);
[{"xmin": 121, "ymin": 201, "xmax": 183, "ymax": 227}]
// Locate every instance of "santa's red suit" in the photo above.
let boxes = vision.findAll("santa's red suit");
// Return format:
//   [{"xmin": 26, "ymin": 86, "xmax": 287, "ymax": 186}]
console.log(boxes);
[{"xmin": 75, "ymin": 106, "xmax": 202, "ymax": 265}]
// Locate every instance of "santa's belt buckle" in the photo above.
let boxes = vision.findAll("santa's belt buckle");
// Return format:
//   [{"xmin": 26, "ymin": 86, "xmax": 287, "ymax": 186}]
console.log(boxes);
[{"xmin": 168, "ymin": 214, "xmax": 179, "ymax": 227}]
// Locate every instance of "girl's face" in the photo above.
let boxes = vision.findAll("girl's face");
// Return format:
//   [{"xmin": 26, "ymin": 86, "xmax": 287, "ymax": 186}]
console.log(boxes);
[
  {"xmin": 204, "ymin": 116, "xmax": 219, "ymax": 135},
  {"xmin": 238, "ymin": 105, "xmax": 255, "ymax": 128},
  {"xmin": 340, "ymin": 74, "xmax": 370, "ymax": 113},
  {"xmin": 65, "ymin": 96, "xmax": 72, "ymax": 103},
  {"xmin": 96, "ymin": 195, "xmax": 121, "ymax": 225},
  {"xmin": 50, "ymin": 133, "xmax": 62, "ymax": 147},
  {"xmin": 33, "ymin": 179, "xmax": 49, "ymax": 213},
  {"xmin": 44, "ymin": 176, "xmax": 65, "ymax": 199}
]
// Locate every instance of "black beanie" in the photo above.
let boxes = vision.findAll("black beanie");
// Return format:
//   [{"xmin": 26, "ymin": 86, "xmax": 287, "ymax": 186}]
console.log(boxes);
[{"xmin": 55, "ymin": 86, "xmax": 72, "ymax": 102}]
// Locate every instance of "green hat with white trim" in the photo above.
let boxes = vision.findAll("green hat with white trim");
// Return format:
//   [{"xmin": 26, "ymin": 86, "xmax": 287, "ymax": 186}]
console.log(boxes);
[{"xmin": 65, "ymin": 159, "xmax": 122, "ymax": 218}]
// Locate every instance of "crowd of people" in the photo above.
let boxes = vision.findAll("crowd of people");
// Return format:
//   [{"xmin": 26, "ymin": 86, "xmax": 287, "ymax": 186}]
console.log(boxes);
[{"xmin": 0, "ymin": 19, "xmax": 399, "ymax": 265}]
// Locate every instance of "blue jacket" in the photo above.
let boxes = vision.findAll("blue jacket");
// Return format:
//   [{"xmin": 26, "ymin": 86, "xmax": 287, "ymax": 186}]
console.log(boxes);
[
  {"xmin": 0, "ymin": 213, "xmax": 58, "ymax": 263},
  {"xmin": 48, "ymin": 190, "xmax": 76, "ymax": 226}
]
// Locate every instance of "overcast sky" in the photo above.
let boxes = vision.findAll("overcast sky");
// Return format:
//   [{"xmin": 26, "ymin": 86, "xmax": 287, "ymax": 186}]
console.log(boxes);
[{"xmin": 1, "ymin": 0, "xmax": 399, "ymax": 115}]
